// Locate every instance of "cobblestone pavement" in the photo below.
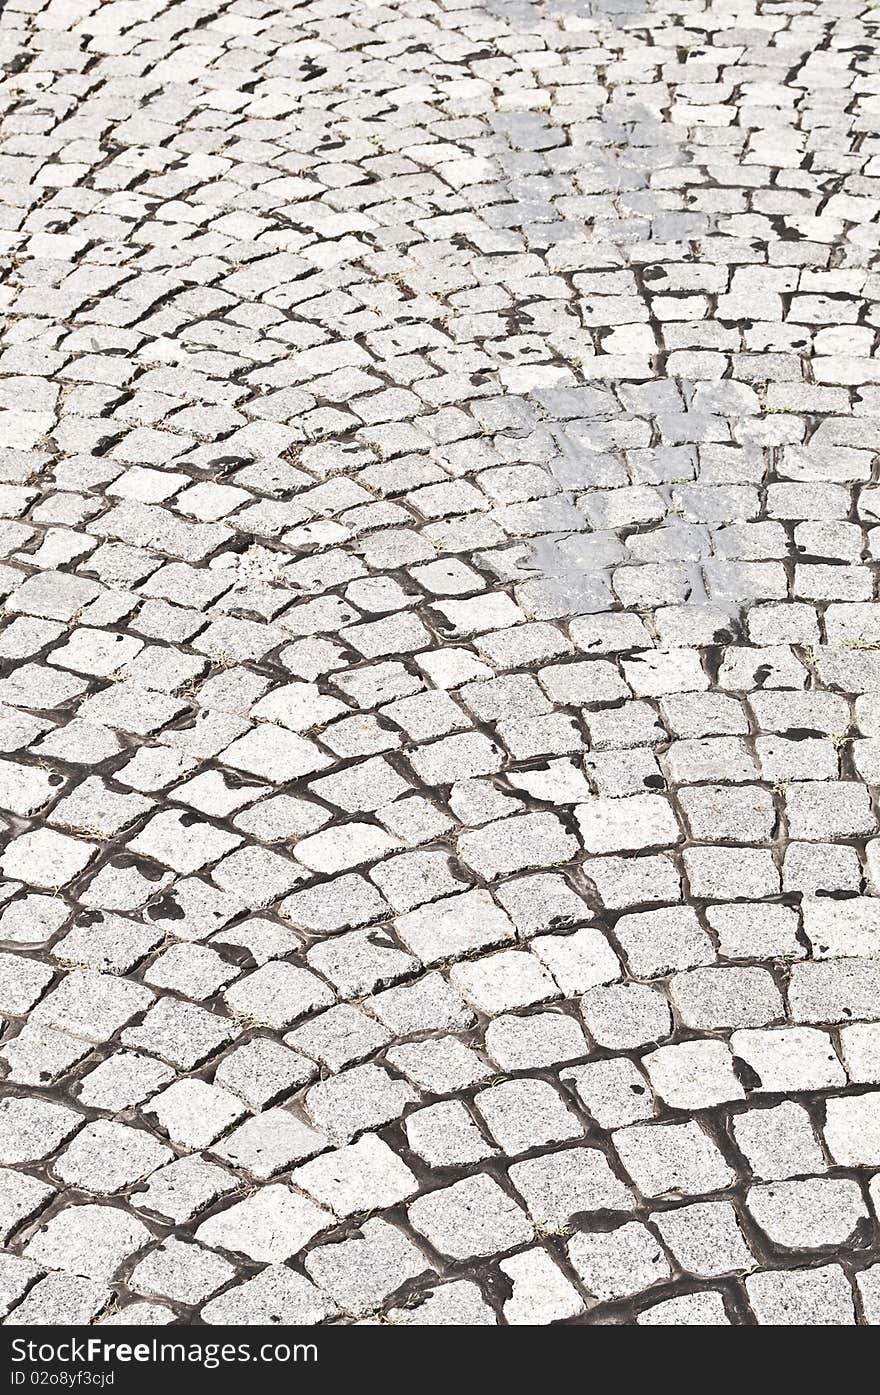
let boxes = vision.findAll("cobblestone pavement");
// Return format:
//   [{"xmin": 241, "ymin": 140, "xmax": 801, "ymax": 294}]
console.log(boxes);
[{"xmin": 1, "ymin": 0, "xmax": 880, "ymax": 1329}]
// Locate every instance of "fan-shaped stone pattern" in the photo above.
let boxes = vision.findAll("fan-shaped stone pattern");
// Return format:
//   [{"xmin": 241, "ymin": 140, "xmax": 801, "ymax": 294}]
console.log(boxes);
[{"xmin": 0, "ymin": 0, "xmax": 878, "ymax": 1329}]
